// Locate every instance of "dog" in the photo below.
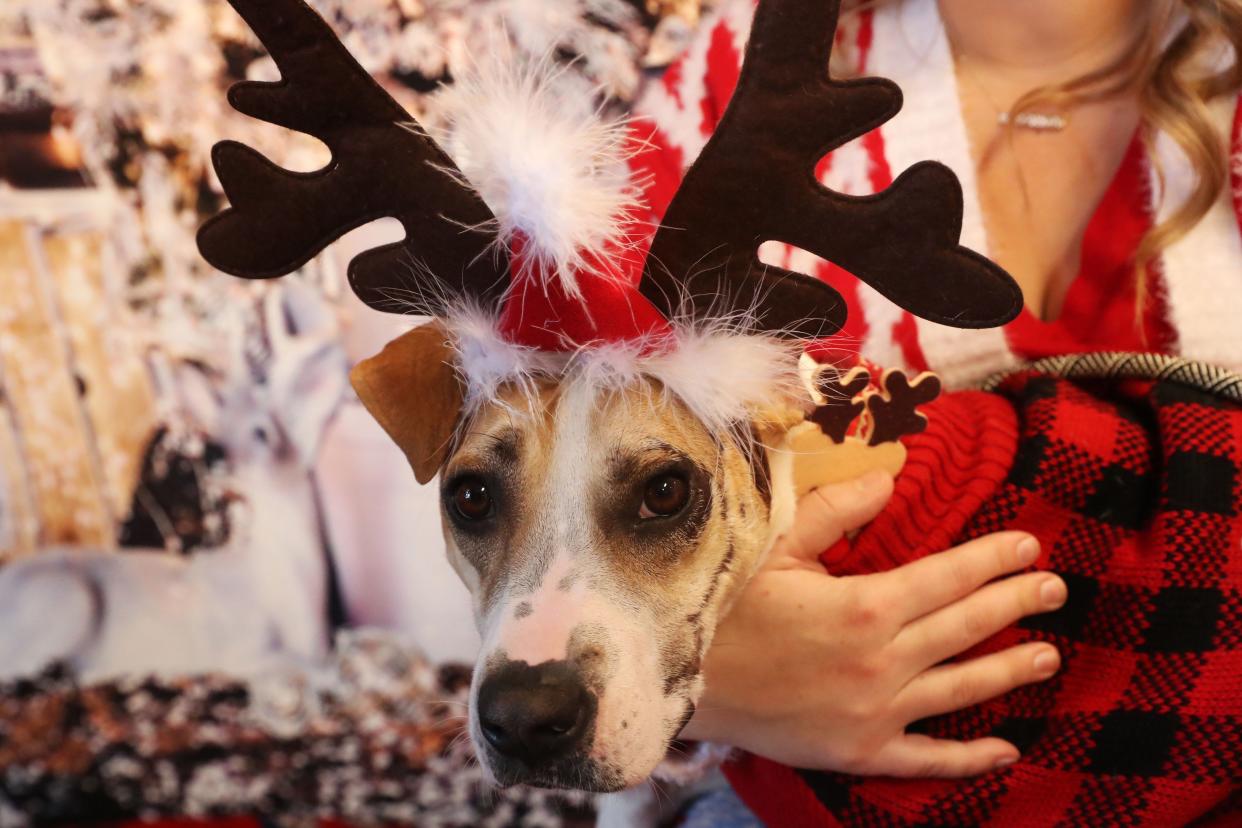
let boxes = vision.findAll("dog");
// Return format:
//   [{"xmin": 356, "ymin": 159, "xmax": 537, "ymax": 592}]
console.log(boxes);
[{"xmin": 196, "ymin": 0, "xmax": 1020, "ymax": 806}]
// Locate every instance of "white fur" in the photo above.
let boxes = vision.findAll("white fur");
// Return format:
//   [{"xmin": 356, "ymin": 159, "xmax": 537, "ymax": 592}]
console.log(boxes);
[
  {"xmin": 441, "ymin": 300, "xmax": 561, "ymax": 408},
  {"xmin": 490, "ymin": 556, "xmax": 583, "ymax": 666},
  {"xmin": 764, "ymin": 433, "xmax": 799, "ymax": 542},
  {"xmin": 432, "ymin": 47, "xmax": 639, "ymax": 298},
  {"xmin": 442, "ymin": 304, "xmax": 804, "ymax": 437}
]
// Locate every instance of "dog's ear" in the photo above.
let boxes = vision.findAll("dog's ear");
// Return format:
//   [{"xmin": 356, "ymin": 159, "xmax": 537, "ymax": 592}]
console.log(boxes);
[{"xmin": 350, "ymin": 321, "xmax": 463, "ymax": 484}]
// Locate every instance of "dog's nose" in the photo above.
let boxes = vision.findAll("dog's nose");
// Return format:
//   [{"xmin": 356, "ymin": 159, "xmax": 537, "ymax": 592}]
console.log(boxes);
[{"xmin": 477, "ymin": 660, "xmax": 595, "ymax": 765}]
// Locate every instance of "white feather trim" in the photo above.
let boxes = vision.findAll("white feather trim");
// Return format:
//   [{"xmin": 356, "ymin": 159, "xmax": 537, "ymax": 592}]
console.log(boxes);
[
  {"xmin": 441, "ymin": 304, "xmax": 803, "ymax": 435},
  {"xmin": 440, "ymin": 300, "xmax": 561, "ymax": 408},
  {"xmin": 430, "ymin": 44, "xmax": 640, "ymax": 298},
  {"xmin": 627, "ymin": 325, "xmax": 802, "ymax": 432}
]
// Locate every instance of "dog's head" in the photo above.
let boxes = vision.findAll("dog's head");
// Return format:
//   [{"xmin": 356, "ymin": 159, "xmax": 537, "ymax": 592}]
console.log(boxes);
[{"xmin": 351, "ymin": 323, "xmax": 784, "ymax": 790}]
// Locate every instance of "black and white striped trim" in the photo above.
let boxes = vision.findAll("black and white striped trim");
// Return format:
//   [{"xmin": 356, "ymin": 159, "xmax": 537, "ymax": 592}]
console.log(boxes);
[{"xmin": 982, "ymin": 352, "xmax": 1242, "ymax": 403}]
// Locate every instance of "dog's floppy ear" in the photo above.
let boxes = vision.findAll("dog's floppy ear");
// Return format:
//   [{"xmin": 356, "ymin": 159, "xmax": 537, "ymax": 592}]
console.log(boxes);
[{"xmin": 350, "ymin": 321, "xmax": 463, "ymax": 484}]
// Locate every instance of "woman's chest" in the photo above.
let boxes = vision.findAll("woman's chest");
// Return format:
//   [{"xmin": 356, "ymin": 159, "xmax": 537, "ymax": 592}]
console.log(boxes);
[{"xmin": 960, "ymin": 88, "xmax": 1143, "ymax": 322}]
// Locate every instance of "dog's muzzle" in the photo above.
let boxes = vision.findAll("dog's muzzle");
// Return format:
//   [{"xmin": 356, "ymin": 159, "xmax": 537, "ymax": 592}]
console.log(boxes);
[{"xmin": 477, "ymin": 659, "xmax": 598, "ymax": 774}]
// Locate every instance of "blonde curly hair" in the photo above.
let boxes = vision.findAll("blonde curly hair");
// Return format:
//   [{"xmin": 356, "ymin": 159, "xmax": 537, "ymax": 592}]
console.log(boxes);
[
  {"xmin": 839, "ymin": 0, "xmax": 1242, "ymax": 306},
  {"xmin": 1134, "ymin": 1, "xmax": 1242, "ymax": 273}
]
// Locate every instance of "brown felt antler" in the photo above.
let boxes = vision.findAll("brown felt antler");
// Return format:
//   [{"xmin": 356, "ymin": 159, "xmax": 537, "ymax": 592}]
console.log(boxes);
[
  {"xmin": 196, "ymin": 0, "xmax": 509, "ymax": 315},
  {"xmin": 866, "ymin": 370, "xmax": 942, "ymax": 446},
  {"xmin": 640, "ymin": 0, "xmax": 1023, "ymax": 337}
]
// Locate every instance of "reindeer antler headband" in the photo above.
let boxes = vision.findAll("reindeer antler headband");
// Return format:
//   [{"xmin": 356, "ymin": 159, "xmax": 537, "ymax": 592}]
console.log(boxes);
[{"xmin": 198, "ymin": 0, "xmax": 1021, "ymax": 416}]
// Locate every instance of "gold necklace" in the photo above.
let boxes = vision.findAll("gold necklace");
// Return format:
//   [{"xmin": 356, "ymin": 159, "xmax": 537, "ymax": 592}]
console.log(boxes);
[
  {"xmin": 997, "ymin": 110, "xmax": 1069, "ymax": 132},
  {"xmin": 954, "ymin": 53, "xmax": 1070, "ymax": 134}
]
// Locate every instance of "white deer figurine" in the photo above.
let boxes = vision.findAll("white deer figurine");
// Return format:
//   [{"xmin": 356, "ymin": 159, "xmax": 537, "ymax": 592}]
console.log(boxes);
[{"xmin": 0, "ymin": 280, "xmax": 347, "ymax": 683}]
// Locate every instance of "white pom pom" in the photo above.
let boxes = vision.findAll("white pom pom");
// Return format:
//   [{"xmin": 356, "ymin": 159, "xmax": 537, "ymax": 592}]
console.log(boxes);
[{"xmin": 430, "ymin": 43, "xmax": 639, "ymax": 298}]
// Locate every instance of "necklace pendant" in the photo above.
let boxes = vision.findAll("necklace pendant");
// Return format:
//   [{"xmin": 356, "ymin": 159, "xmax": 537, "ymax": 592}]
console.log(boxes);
[{"xmin": 998, "ymin": 111, "xmax": 1069, "ymax": 132}]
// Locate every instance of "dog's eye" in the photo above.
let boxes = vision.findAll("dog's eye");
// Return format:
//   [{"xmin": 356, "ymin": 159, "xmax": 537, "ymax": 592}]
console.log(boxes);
[
  {"xmin": 451, "ymin": 476, "xmax": 493, "ymax": 521},
  {"xmin": 640, "ymin": 473, "xmax": 689, "ymax": 519}
]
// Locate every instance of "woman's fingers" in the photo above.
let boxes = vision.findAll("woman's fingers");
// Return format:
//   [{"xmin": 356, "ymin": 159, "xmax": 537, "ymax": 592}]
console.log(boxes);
[
  {"xmin": 866, "ymin": 733, "xmax": 1020, "ymax": 778},
  {"xmin": 898, "ymin": 642, "xmax": 1062, "ymax": 722},
  {"xmin": 872, "ymin": 531, "xmax": 1041, "ymax": 623},
  {"xmin": 769, "ymin": 471, "xmax": 894, "ymax": 569},
  {"xmin": 895, "ymin": 571, "xmax": 1067, "ymax": 666}
]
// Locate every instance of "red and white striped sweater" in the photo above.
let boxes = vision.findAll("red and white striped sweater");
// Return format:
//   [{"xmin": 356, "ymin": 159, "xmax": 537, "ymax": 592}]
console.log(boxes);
[{"xmin": 632, "ymin": 0, "xmax": 1242, "ymax": 388}]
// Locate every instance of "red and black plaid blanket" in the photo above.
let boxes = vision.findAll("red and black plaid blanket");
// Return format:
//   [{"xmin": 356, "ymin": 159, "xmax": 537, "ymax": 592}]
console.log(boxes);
[{"xmin": 727, "ymin": 364, "xmax": 1242, "ymax": 826}]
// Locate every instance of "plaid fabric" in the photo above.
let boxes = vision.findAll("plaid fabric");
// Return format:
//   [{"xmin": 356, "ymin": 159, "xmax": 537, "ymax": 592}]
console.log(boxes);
[{"xmin": 725, "ymin": 372, "xmax": 1242, "ymax": 826}]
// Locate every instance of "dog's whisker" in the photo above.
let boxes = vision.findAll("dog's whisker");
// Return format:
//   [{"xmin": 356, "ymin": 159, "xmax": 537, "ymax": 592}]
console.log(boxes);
[
  {"xmin": 653, "ymin": 780, "xmax": 674, "ymax": 811},
  {"xmin": 446, "ymin": 732, "xmax": 473, "ymax": 755},
  {"xmin": 427, "ymin": 698, "xmax": 470, "ymax": 707}
]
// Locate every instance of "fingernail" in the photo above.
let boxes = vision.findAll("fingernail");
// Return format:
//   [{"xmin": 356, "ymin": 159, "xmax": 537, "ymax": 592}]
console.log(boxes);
[
  {"xmin": 1016, "ymin": 537, "xmax": 1040, "ymax": 566},
  {"xmin": 1033, "ymin": 648, "xmax": 1060, "ymax": 676},
  {"xmin": 994, "ymin": 755, "xmax": 1018, "ymax": 770},
  {"xmin": 1040, "ymin": 576, "xmax": 1067, "ymax": 607}
]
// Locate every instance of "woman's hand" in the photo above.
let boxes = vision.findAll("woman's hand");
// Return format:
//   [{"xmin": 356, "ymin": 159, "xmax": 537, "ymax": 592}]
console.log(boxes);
[{"xmin": 681, "ymin": 470, "xmax": 1067, "ymax": 778}]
